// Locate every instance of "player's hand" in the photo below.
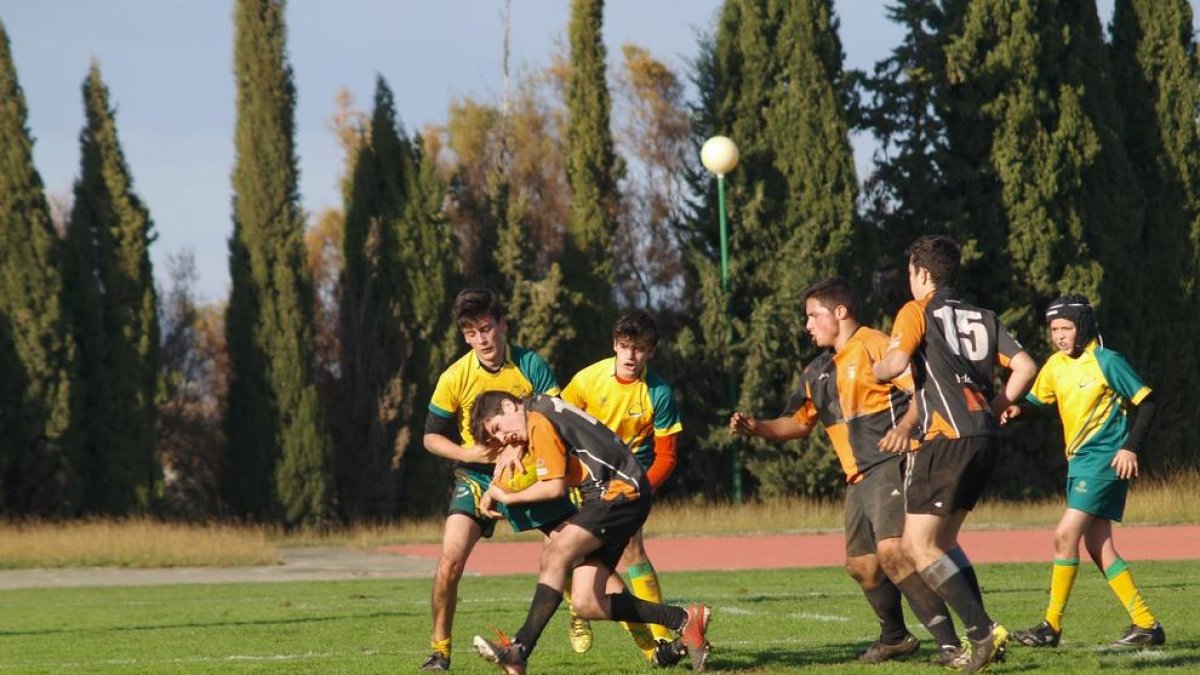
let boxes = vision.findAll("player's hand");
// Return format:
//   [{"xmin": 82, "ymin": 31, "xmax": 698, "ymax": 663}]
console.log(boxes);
[
  {"xmin": 730, "ymin": 411, "xmax": 758, "ymax": 437},
  {"xmin": 460, "ymin": 443, "xmax": 495, "ymax": 465},
  {"xmin": 877, "ymin": 426, "xmax": 913, "ymax": 453},
  {"xmin": 1111, "ymin": 449, "xmax": 1139, "ymax": 480},
  {"xmin": 491, "ymin": 445, "xmax": 525, "ymax": 480},
  {"xmin": 998, "ymin": 405, "xmax": 1022, "ymax": 425},
  {"xmin": 479, "ymin": 487, "xmax": 505, "ymax": 518}
]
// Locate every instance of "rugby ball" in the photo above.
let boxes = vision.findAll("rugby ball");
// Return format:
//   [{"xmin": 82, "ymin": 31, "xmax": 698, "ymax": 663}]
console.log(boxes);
[{"xmin": 495, "ymin": 451, "xmax": 539, "ymax": 493}]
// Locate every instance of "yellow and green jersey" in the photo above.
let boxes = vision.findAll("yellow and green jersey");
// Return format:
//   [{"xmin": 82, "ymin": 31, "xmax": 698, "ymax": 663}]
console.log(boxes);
[
  {"xmin": 560, "ymin": 357, "xmax": 682, "ymax": 464},
  {"xmin": 428, "ymin": 343, "xmax": 560, "ymax": 450},
  {"xmin": 1026, "ymin": 341, "xmax": 1151, "ymax": 479}
]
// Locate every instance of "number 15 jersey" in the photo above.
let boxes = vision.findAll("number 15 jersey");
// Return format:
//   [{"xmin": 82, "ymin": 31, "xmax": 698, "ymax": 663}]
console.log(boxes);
[{"xmin": 889, "ymin": 289, "xmax": 1023, "ymax": 441}]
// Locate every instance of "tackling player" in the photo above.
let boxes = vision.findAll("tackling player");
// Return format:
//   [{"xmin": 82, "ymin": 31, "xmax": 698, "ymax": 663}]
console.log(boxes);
[
  {"xmin": 1002, "ymin": 295, "xmax": 1165, "ymax": 648},
  {"xmin": 419, "ymin": 289, "xmax": 575, "ymax": 671}
]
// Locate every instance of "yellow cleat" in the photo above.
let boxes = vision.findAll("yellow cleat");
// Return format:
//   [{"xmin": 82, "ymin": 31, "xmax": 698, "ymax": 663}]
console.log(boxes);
[{"xmin": 569, "ymin": 610, "xmax": 594, "ymax": 653}]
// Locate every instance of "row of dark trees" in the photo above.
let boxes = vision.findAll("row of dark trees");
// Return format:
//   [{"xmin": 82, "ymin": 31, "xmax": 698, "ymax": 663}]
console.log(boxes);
[{"xmin": 1, "ymin": 0, "xmax": 1196, "ymax": 524}]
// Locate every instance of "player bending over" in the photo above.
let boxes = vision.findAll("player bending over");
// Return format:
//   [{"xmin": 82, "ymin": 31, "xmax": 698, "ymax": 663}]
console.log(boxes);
[{"xmin": 470, "ymin": 392, "xmax": 711, "ymax": 674}]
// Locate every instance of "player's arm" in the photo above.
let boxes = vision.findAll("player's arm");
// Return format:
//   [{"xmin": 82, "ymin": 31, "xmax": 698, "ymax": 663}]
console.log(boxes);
[
  {"xmin": 874, "ymin": 302, "xmax": 923, "ymax": 381},
  {"xmin": 730, "ymin": 412, "xmax": 813, "ymax": 441},
  {"xmin": 1111, "ymin": 392, "xmax": 1156, "ymax": 480},
  {"xmin": 878, "ymin": 402, "xmax": 919, "ymax": 453},
  {"xmin": 487, "ymin": 476, "xmax": 567, "ymax": 506},
  {"xmin": 423, "ymin": 410, "xmax": 492, "ymax": 464},
  {"xmin": 644, "ymin": 378, "xmax": 683, "ymax": 491},
  {"xmin": 990, "ymin": 341, "xmax": 1039, "ymax": 418}
]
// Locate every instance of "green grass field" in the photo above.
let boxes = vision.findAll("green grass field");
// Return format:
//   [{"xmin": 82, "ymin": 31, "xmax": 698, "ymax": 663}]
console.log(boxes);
[{"xmin": 0, "ymin": 560, "xmax": 1195, "ymax": 673}]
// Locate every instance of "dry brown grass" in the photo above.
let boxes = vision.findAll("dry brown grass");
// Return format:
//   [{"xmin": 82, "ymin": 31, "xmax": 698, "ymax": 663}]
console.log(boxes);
[
  {"xmin": 2, "ymin": 471, "xmax": 1196, "ymax": 568},
  {"xmin": 0, "ymin": 518, "xmax": 277, "ymax": 569}
]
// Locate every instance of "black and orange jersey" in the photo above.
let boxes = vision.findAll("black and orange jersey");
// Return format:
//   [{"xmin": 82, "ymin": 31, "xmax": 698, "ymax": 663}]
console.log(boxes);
[
  {"xmin": 525, "ymin": 394, "xmax": 647, "ymax": 505},
  {"xmin": 888, "ymin": 289, "xmax": 1023, "ymax": 441},
  {"xmin": 783, "ymin": 327, "xmax": 913, "ymax": 483}
]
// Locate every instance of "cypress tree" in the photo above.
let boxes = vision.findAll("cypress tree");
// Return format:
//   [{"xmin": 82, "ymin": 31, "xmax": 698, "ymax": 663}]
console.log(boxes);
[
  {"xmin": 0, "ymin": 21, "xmax": 80, "ymax": 514},
  {"xmin": 65, "ymin": 63, "xmax": 161, "ymax": 513},
  {"xmin": 562, "ymin": 0, "xmax": 620, "ymax": 374},
  {"xmin": 677, "ymin": 0, "xmax": 861, "ymax": 498},
  {"xmin": 225, "ymin": 0, "xmax": 332, "ymax": 524},
  {"xmin": 946, "ymin": 0, "xmax": 1142, "ymax": 347},
  {"xmin": 1110, "ymin": 0, "xmax": 1200, "ymax": 469},
  {"xmin": 859, "ymin": 0, "xmax": 961, "ymax": 314}
]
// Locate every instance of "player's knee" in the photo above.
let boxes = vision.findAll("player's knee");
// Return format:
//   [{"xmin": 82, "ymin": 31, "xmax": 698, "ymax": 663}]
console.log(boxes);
[
  {"xmin": 1052, "ymin": 527, "xmax": 1079, "ymax": 557},
  {"xmin": 620, "ymin": 543, "xmax": 648, "ymax": 567},
  {"xmin": 844, "ymin": 557, "xmax": 877, "ymax": 586},
  {"xmin": 876, "ymin": 543, "xmax": 910, "ymax": 579},
  {"xmin": 435, "ymin": 555, "xmax": 466, "ymax": 584},
  {"xmin": 570, "ymin": 593, "xmax": 605, "ymax": 620}
]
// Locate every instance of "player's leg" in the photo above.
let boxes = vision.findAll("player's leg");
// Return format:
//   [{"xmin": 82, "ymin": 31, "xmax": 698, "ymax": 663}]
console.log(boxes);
[
  {"xmin": 903, "ymin": 438, "xmax": 1000, "ymax": 647},
  {"xmin": 1012, "ymin": 507, "xmax": 1086, "ymax": 648},
  {"xmin": 616, "ymin": 527, "xmax": 670, "ymax": 660},
  {"xmin": 1078, "ymin": 480, "xmax": 1165, "ymax": 647},
  {"xmin": 425, "ymin": 512, "xmax": 485, "ymax": 670},
  {"xmin": 843, "ymin": 472, "xmax": 915, "ymax": 662}
]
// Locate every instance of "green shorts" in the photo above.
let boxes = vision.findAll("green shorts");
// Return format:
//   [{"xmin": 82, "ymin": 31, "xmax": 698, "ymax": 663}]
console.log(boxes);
[
  {"xmin": 1066, "ymin": 476, "xmax": 1129, "ymax": 522},
  {"xmin": 449, "ymin": 468, "xmax": 576, "ymax": 535}
]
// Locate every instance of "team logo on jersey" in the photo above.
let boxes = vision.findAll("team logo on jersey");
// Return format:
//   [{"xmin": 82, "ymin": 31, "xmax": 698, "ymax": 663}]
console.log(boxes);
[
  {"xmin": 847, "ymin": 365, "xmax": 857, "ymax": 381},
  {"xmin": 1075, "ymin": 480, "xmax": 1088, "ymax": 494},
  {"xmin": 1078, "ymin": 379, "xmax": 1095, "ymax": 389}
]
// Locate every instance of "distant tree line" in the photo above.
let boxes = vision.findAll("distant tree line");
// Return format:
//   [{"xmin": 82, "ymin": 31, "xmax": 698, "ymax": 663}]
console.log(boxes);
[{"xmin": 0, "ymin": 0, "xmax": 1196, "ymax": 523}]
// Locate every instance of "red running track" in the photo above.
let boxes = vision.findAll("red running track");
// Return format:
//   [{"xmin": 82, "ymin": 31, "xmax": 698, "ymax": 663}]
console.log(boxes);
[{"xmin": 380, "ymin": 525, "xmax": 1200, "ymax": 576}]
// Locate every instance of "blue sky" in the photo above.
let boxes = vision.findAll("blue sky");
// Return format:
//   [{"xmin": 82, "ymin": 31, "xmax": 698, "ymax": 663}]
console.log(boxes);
[{"xmin": 3, "ymin": 1, "xmax": 1191, "ymax": 301}]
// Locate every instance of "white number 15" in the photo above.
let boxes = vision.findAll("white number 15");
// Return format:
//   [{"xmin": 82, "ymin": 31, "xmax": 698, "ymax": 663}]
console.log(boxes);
[{"xmin": 932, "ymin": 306, "xmax": 988, "ymax": 360}]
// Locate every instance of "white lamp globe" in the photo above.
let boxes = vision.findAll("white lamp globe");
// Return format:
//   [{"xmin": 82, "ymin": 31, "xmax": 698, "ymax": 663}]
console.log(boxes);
[{"xmin": 700, "ymin": 136, "xmax": 739, "ymax": 176}]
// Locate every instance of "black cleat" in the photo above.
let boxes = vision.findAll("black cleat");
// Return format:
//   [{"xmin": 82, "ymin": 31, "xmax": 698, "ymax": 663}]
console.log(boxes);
[
  {"xmin": 419, "ymin": 651, "xmax": 450, "ymax": 671},
  {"xmin": 857, "ymin": 632, "xmax": 919, "ymax": 663},
  {"xmin": 651, "ymin": 638, "xmax": 686, "ymax": 668},
  {"xmin": 1012, "ymin": 620, "xmax": 1061, "ymax": 648},
  {"xmin": 932, "ymin": 643, "xmax": 964, "ymax": 668},
  {"xmin": 1110, "ymin": 622, "xmax": 1166, "ymax": 648},
  {"xmin": 473, "ymin": 632, "xmax": 527, "ymax": 675}
]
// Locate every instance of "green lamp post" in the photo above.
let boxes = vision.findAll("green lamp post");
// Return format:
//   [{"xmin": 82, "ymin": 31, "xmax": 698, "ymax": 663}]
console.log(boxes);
[{"xmin": 700, "ymin": 135, "xmax": 742, "ymax": 503}]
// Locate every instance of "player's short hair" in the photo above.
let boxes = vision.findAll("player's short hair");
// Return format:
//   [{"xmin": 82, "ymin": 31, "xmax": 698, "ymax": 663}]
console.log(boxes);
[
  {"xmin": 907, "ymin": 235, "xmax": 960, "ymax": 288},
  {"xmin": 613, "ymin": 310, "xmax": 660, "ymax": 349},
  {"xmin": 802, "ymin": 277, "xmax": 860, "ymax": 319},
  {"xmin": 470, "ymin": 390, "xmax": 522, "ymax": 446},
  {"xmin": 452, "ymin": 287, "xmax": 504, "ymax": 328}
]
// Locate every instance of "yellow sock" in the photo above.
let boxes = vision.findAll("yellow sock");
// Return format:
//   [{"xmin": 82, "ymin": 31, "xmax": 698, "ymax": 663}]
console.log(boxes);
[
  {"xmin": 430, "ymin": 637, "xmax": 451, "ymax": 658},
  {"xmin": 1044, "ymin": 558, "xmax": 1078, "ymax": 632},
  {"xmin": 629, "ymin": 562, "xmax": 674, "ymax": 643},
  {"xmin": 1105, "ymin": 558, "xmax": 1156, "ymax": 629}
]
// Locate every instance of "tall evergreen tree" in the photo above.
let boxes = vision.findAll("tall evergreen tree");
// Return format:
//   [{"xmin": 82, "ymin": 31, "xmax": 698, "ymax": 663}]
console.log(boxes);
[
  {"xmin": 225, "ymin": 0, "xmax": 333, "ymax": 524},
  {"xmin": 858, "ymin": 0, "xmax": 960, "ymax": 315},
  {"xmin": 678, "ymin": 0, "xmax": 862, "ymax": 498},
  {"xmin": 562, "ymin": 0, "xmax": 621, "ymax": 374},
  {"xmin": 945, "ymin": 0, "xmax": 1143, "ymax": 347},
  {"xmin": 336, "ymin": 78, "xmax": 411, "ymax": 519},
  {"xmin": 0, "ymin": 21, "xmax": 80, "ymax": 514},
  {"xmin": 1110, "ymin": 0, "xmax": 1200, "ymax": 469},
  {"xmin": 64, "ymin": 63, "xmax": 161, "ymax": 514}
]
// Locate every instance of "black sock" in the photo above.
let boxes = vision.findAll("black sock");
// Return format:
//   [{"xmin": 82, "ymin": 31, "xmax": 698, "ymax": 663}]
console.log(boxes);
[
  {"xmin": 514, "ymin": 583, "xmax": 563, "ymax": 656},
  {"xmin": 947, "ymin": 547, "xmax": 982, "ymax": 603},
  {"xmin": 862, "ymin": 579, "xmax": 910, "ymax": 644},
  {"xmin": 896, "ymin": 572, "xmax": 959, "ymax": 648},
  {"xmin": 919, "ymin": 555, "xmax": 992, "ymax": 641},
  {"xmin": 608, "ymin": 592, "xmax": 688, "ymax": 630}
]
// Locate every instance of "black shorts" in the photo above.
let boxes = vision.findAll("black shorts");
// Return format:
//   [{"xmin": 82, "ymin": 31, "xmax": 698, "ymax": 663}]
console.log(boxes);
[
  {"xmin": 905, "ymin": 435, "xmax": 998, "ymax": 515},
  {"xmin": 845, "ymin": 456, "xmax": 907, "ymax": 557},
  {"xmin": 568, "ymin": 495, "xmax": 652, "ymax": 570}
]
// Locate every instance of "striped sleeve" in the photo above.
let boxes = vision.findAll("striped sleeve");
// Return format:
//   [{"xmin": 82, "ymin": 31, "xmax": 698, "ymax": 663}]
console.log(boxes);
[
  {"xmin": 515, "ymin": 346, "xmax": 561, "ymax": 396},
  {"xmin": 1095, "ymin": 349, "xmax": 1151, "ymax": 405},
  {"xmin": 647, "ymin": 372, "xmax": 683, "ymax": 437}
]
